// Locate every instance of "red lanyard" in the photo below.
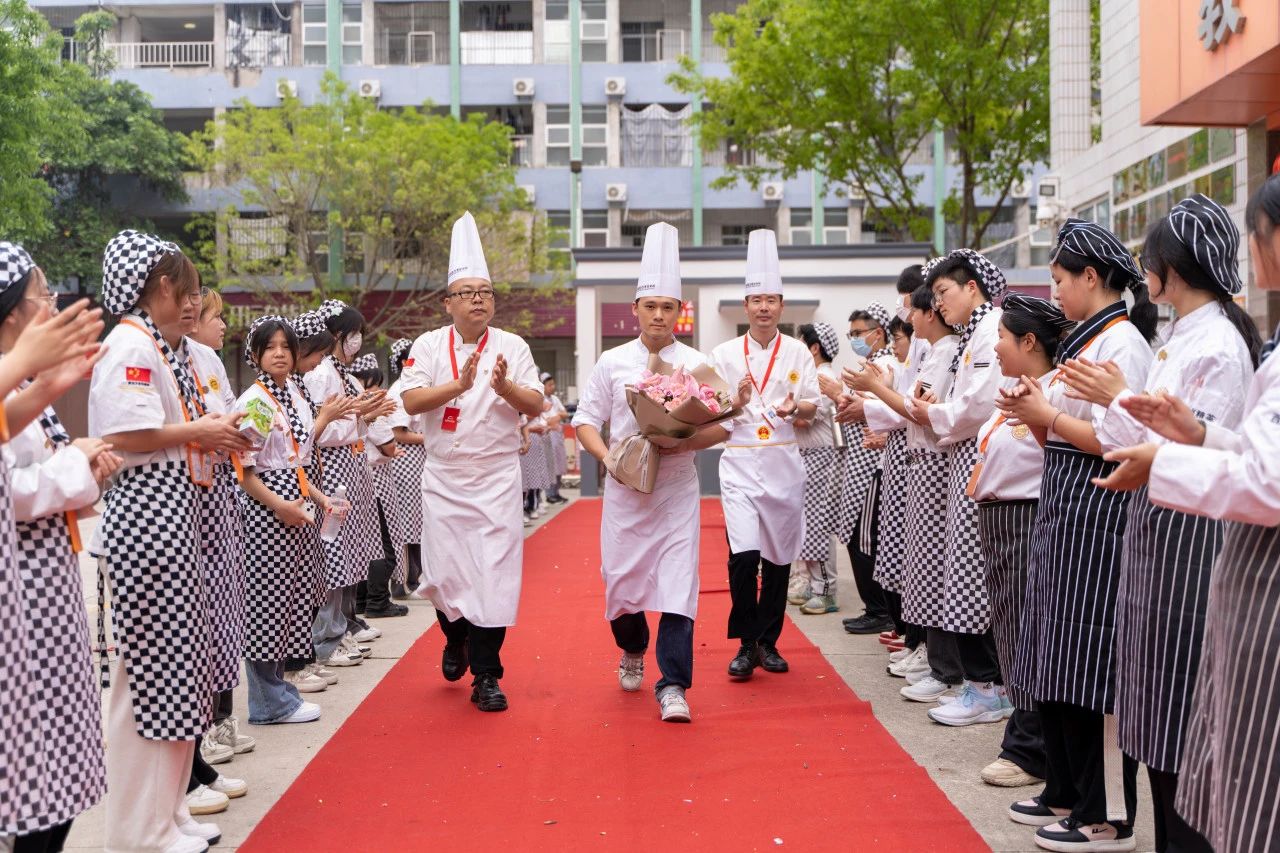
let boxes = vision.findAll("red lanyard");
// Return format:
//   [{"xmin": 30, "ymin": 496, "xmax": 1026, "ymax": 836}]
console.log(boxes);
[
  {"xmin": 1050, "ymin": 317, "xmax": 1127, "ymax": 385},
  {"xmin": 448, "ymin": 327, "xmax": 490, "ymax": 381},
  {"xmin": 743, "ymin": 333, "xmax": 782, "ymax": 397}
]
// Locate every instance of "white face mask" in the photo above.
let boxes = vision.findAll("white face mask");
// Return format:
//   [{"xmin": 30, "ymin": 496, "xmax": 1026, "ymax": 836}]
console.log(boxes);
[
  {"xmin": 895, "ymin": 304, "xmax": 911, "ymax": 322},
  {"xmin": 342, "ymin": 333, "xmax": 363, "ymax": 359}
]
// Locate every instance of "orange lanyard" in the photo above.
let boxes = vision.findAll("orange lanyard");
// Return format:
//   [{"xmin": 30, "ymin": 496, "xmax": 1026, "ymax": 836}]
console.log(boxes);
[
  {"xmin": 977, "ymin": 414, "xmax": 1009, "ymax": 456},
  {"xmin": 1050, "ymin": 317, "xmax": 1127, "ymax": 386},
  {"xmin": 0, "ymin": 399, "xmax": 8, "ymax": 442},
  {"xmin": 188, "ymin": 352, "xmax": 244, "ymax": 481},
  {"xmin": 254, "ymin": 380, "xmax": 311, "ymax": 498},
  {"xmin": 119, "ymin": 318, "xmax": 213, "ymax": 487}
]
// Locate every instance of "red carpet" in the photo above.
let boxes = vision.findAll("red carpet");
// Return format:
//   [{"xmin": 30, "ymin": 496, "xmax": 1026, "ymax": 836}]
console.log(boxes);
[{"xmin": 240, "ymin": 499, "xmax": 988, "ymax": 852}]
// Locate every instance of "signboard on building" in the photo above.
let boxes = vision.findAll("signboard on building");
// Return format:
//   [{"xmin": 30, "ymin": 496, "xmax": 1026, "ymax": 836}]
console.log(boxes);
[
  {"xmin": 1198, "ymin": 0, "xmax": 1245, "ymax": 51},
  {"xmin": 675, "ymin": 300, "xmax": 695, "ymax": 335}
]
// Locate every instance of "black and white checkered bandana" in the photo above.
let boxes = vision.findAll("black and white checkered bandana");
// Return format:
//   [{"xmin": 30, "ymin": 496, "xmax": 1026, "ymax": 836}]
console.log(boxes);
[
  {"xmin": 292, "ymin": 310, "xmax": 327, "ymax": 340},
  {"xmin": 0, "ymin": 242, "xmax": 36, "ymax": 294},
  {"xmin": 390, "ymin": 338, "xmax": 412, "ymax": 371},
  {"xmin": 813, "ymin": 322, "xmax": 840, "ymax": 363},
  {"xmin": 245, "ymin": 314, "xmax": 290, "ymax": 367},
  {"xmin": 864, "ymin": 302, "xmax": 892, "ymax": 331},
  {"xmin": 102, "ymin": 230, "xmax": 179, "ymax": 316},
  {"xmin": 948, "ymin": 249, "xmax": 1008, "ymax": 303},
  {"xmin": 350, "ymin": 353, "xmax": 378, "ymax": 374},
  {"xmin": 950, "ymin": 301, "xmax": 995, "ymax": 375},
  {"xmin": 1050, "ymin": 218, "xmax": 1143, "ymax": 290},
  {"xmin": 1167, "ymin": 194, "xmax": 1243, "ymax": 296},
  {"xmin": 319, "ymin": 298, "xmax": 347, "ymax": 320},
  {"xmin": 920, "ymin": 255, "xmax": 946, "ymax": 279},
  {"xmin": 327, "ymin": 354, "xmax": 357, "ymax": 397},
  {"xmin": 129, "ymin": 310, "xmax": 204, "ymax": 421},
  {"xmin": 257, "ymin": 371, "xmax": 310, "ymax": 449}
]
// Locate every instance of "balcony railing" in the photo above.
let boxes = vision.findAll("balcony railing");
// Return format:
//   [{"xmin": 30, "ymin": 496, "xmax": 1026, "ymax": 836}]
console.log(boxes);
[
  {"xmin": 226, "ymin": 31, "xmax": 291, "ymax": 68},
  {"xmin": 657, "ymin": 28, "xmax": 686, "ymax": 62},
  {"xmin": 111, "ymin": 41, "xmax": 215, "ymax": 69},
  {"xmin": 459, "ymin": 30, "xmax": 533, "ymax": 64},
  {"xmin": 375, "ymin": 29, "xmax": 440, "ymax": 65},
  {"xmin": 511, "ymin": 135, "xmax": 532, "ymax": 167}
]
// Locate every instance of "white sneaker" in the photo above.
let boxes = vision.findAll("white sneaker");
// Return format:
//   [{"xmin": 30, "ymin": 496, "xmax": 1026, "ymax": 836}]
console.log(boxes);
[
  {"xmin": 928, "ymin": 682, "xmax": 1008, "ymax": 726},
  {"xmin": 353, "ymin": 626, "xmax": 381, "ymax": 642},
  {"xmin": 199, "ymin": 731, "xmax": 233, "ymax": 765},
  {"xmin": 306, "ymin": 662, "xmax": 340, "ymax": 685},
  {"xmin": 285, "ymin": 669, "xmax": 329, "ymax": 691},
  {"xmin": 618, "ymin": 653, "xmax": 644, "ymax": 692},
  {"xmin": 184, "ymin": 784, "xmax": 229, "ymax": 816},
  {"xmin": 208, "ymin": 774, "xmax": 247, "ymax": 799},
  {"xmin": 162, "ymin": 834, "xmax": 208, "ymax": 853},
  {"xmin": 342, "ymin": 634, "xmax": 373, "ymax": 658},
  {"xmin": 177, "ymin": 817, "xmax": 222, "ymax": 843},
  {"xmin": 900, "ymin": 675, "xmax": 952, "ymax": 702},
  {"xmin": 212, "ymin": 716, "xmax": 255, "ymax": 754},
  {"xmin": 904, "ymin": 665, "xmax": 936, "ymax": 685},
  {"xmin": 787, "ymin": 575, "xmax": 811, "ymax": 606},
  {"xmin": 997, "ymin": 687, "xmax": 1015, "ymax": 719},
  {"xmin": 322, "ymin": 648, "xmax": 362, "ymax": 668},
  {"xmin": 888, "ymin": 647, "xmax": 913, "ymax": 664},
  {"xmin": 657, "ymin": 686, "xmax": 691, "ymax": 723},
  {"xmin": 279, "ymin": 701, "xmax": 322, "ymax": 724},
  {"xmin": 888, "ymin": 646, "xmax": 930, "ymax": 678}
]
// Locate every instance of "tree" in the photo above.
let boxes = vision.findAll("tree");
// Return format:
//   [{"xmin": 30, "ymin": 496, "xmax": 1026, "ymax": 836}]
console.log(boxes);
[
  {"xmin": 0, "ymin": 0, "xmax": 62, "ymax": 242},
  {"xmin": 188, "ymin": 75, "xmax": 565, "ymax": 341},
  {"xmin": 669, "ymin": 0, "xmax": 1049, "ymax": 248}
]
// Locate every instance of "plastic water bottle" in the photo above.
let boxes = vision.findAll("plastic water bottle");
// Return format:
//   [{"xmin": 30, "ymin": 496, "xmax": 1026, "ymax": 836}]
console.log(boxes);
[{"xmin": 320, "ymin": 484, "xmax": 350, "ymax": 542}]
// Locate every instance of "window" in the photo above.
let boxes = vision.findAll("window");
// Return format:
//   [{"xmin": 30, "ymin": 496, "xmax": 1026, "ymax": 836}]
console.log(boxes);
[
  {"xmin": 789, "ymin": 208, "xmax": 812, "ymax": 245},
  {"xmin": 720, "ymin": 224, "xmax": 751, "ymax": 246},
  {"xmin": 547, "ymin": 210, "xmax": 608, "ymax": 249},
  {"xmin": 546, "ymin": 105, "xmax": 608, "ymax": 167},
  {"xmin": 823, "ymin": 207, "xmax": 849, "ymax": 244},
  {"xmin": 545, "ymin": 0, "xmax": 607, "ymax": 62},
  {"xmin": 621, "ymin": 21, "xmax": 663, "ymax": 62},
  {"xmin": 303, "ymin": 3, "xmax": 362, "ymax": 65}
]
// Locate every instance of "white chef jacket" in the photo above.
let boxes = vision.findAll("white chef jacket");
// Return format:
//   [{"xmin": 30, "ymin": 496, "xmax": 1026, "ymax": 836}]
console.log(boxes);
[
  {"xmin": 1097, "ymin": 300, "xmax": 1254, "ymax": 451},
  {"xmin": 399, "ymin": 324, "xmax": 541, "ymax": 627},
  {"xmin": 2, "ymin": 395, "xmax": 98, "ymax": 523},
  {"xmin": 709, "ymin": 331, "xmax": 821, "ymax": 563},
  {"xmin": 236, "ymin": 378, "xmax": 316, "ymax": 472},
  {"xmin": 89, "ymin": 316, "xmax": 188, "ymax": 469},
  {"xmin": 797, "ymin": 361, "xmax": 837, "ymax": 450},
  {"xmin": 305, "ymin": 358, "xmax": 363, "ymax": 448},
  {"xmin": 186, "ymin": 339, "xmax": 237, "ymax": 415},
  {"xmin": 907, "ymin": 336, "xmax": 959, "ymax": 453},
  {"xmin": 1149, "ymin": 344, "xmax": 1279, "ymax": 527},
  {"xmin": 864, "ymin": 354, "xmax": 911, "ymax": 436},
  {"xmin": 572, "ymin": 337, "xmax": 705, "ymax": 620},
  {"xmin": 386, "ymin": 379, "xmax": 427, "ymax": 435},
  {"xmin": 926, "ymin": 308, "xmax": 1008, "ymax": 446},
  {"xmin": 970, "ymin": 372, "xmax": 1051, "ymax": 503}
]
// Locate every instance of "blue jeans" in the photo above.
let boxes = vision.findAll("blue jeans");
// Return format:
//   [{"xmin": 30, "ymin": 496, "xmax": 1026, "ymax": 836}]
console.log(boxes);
[
  {"xmin": 245, "ymin": 659, "xmax": 303, "ymax": 724},
  {"xmin": 313, "ymin": 587, "xmax": 347, "ymax": 661},
  {"xmin": 610, "ymin": 611, "xmax": 694, "ymax": 693}
]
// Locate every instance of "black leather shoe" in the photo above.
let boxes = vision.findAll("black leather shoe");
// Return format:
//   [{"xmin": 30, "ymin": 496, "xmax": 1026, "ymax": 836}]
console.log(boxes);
[
  {"xmin": 728, "ymin": 642, "xmax": 760, "ymax": 680},
  {"xmin": 470, "ymin": 674, "xmax": 508, "ymax": 711},
  {"xmin": 441, "ymin": 642, "xmax": 468, "ymax": 682},
  {"xmin": 365, "ymin": 603, "xmax": 409, "ymax": 618},
  {"xmin": 842, "ymin": 614, "xmax": 894, "ymax": 634},
  {"xmin": 759, "ymin": 645, "xmax": 789, "ymax": 673}
]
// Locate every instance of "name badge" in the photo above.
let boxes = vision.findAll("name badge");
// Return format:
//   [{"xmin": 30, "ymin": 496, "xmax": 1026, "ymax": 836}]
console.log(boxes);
[{"xmin": 441, "ymin": 406, "xmax": 461, "ymax": 432}]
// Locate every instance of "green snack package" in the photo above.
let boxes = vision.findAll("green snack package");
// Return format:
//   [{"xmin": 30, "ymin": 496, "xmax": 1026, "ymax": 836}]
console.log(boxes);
[{"xmin": 240, "ymin": 398, "xmax": 275, "ymax": 448}]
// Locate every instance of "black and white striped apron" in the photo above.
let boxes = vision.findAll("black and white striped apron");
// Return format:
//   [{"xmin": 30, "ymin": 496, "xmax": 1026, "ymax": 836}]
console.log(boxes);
[
  {"xmin": 197, "ymin": 459, "xmax": 245, "ymax": 693},
  {"xmin": 977, "ymin": 499, "xmax": 1039, "ymax": 710},
  {"xmin": 98, "ymin": 459, "xmax": 213, "ymax": 739},
  {"xmin": 940, "ymin": 437, "xmax": 990, "ymax": 634},
  {"xmin": 316, "ymin": 444, "xmax": 378, "ymax": 590},
  {"xmin": 1011, "ymin": 442, "xmax": 1132, "ymax": 713},
  {"xmin": 1177, "ymin": 521, "xmax": 1280, "ymax": 853},
  {"xmin": 900, "ymin": 448, "xmax": 951, "ymax": 627},
  {"xmin": 872, "ymin": 429, "xmax": 911, "ymax": 592},
  {"xmin": 798, "ymin": 445, "xmax": 840, "ymax": 562},
  {"xmin": 239, "ymin": 466, "xmax": 325, "ymax": 661}
]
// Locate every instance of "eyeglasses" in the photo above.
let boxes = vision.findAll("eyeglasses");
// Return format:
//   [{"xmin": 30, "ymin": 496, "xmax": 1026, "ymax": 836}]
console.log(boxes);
[
  {"xmin": 847, "ymin": 327, "xmax": 875, "ymax": 340},
  {"xmin": 447, "ymin": 288, "xmax": 495, "ymax": 302},
  {"xmin": 26, "ymin": 294, "xmax": 58, "ymax": 313}
]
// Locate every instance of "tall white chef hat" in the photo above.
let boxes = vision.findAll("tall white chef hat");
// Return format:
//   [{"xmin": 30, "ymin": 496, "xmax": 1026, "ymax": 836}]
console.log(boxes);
[
  {"xmin": 635, "ymin": 222, "xmax": 682, "ymax": 302},
  {"xmin": 744, "ymin": 228, "xmax": 782, "ymax": 296},
  {"xmin": 447, "ymin": 211, "xmax": 490, "ymax": 286}
]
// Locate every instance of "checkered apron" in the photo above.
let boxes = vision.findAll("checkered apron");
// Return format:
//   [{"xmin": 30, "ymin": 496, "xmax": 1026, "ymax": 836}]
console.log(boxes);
[
  {"xmin": 939, "ymin": 438, "xmax": 991, "ymax": 634},
  {"xmin": 550, "ymin": 425, "xmax": 568, "ymax": 476},
  {"xmin": 520, "ymin": 429, "xmax": 553, "ymax": 491},
  {"xmin": 197, "ymin": 459, "xmax": 245, "ymax": 693},
  {"xmin": 239, "ymin": 466, "xmax": 324, "ymax": 661},
  {"xmin": 0, "ymin": 456, "xmax": 49, "ymax": 836},
  {"xmin": 871, "ymin": 429, "xmax": 911, "ymax": 592},
  {"xmin": 3, "ymin": 409, "xmax": 107, "ymax": 834},
  {"xmin": 391, "ymin": 442, "xmax": 425, "ymax": 549},
  {"xmin": 798, "ymin": 445, "xmax": 841, "ymax": 561},
  {"xmin": 98, "ymin": 459, "xmax": 213, "ymax": 739},
  {"xmin": 900, "ymin": 448, "xmax": 951, "ymax": 628},
  {"xmin": 370, "ymin": 459, "xmax": 407, "ymax": 585},
  {"xmin": 836, "ymin": 428, "xmax": 878, "ymax": 544},
  {"xmin": 316, "ymin": 444, "xmax": 379, "ymax": 589}
]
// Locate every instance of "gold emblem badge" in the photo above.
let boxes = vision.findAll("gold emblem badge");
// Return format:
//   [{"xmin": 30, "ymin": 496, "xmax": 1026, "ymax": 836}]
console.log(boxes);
[
  {"xmin": 756, "ymin": 425, "xmax": 772, "ymax": 441},
  {"xmin": 787, "ymin": 369, "xmax": 799, "ymax": 384},
  {"xmin": 1012, "ymin": 424, "xmax": 1031, "ymax": 440},
  {"xmin": 964, "ymin": 350, "xmax": 972, "ymax": 366},
  {"xmin": 1157, "ymin": 349, "xmax": 1168, "ymax": 361},
  {"xmin": 209, "ymin": 377, "xmax": 220, "ymax": 392}
]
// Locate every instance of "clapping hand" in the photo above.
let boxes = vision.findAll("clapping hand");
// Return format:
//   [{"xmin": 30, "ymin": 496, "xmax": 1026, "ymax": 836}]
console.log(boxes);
[
  {"xmin": 491, "ymin": 354, "xmax": 514, "ymax": 395},
  {"xmin": 1119, "ymin": 392, "xmax": 1205, "ymax": 445},
  {"xmin": 1094, "ymin": 443, "xmax": 1158, "ymax": 491},
  {"xmin": 1059, "ymin": 358, "xmax": 1129, "ymax": 407}
]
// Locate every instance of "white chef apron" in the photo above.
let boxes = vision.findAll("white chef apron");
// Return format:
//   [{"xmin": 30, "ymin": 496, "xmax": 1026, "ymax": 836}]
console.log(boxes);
[
  {"xmin": 719, "ymin": 443, "xmax": 807, "ymax": 565},
  {"xmin": 600, "ymin": 454, "xmax": 700, "ymax": 621},
  {"xmin": 417, "ymin": 454, "xmax": 524, "ymax": 627}
]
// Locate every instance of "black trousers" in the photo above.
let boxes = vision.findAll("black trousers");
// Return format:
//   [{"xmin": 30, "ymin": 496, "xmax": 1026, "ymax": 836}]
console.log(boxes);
[
  {"xmin": 726, "ymin": 545, "xmax": 790, "ymax": 647},
  {"xmin": 610, "ymin": 611, "xmax": 694, "ymax": 692},
  {"xmin": 14, "ymin": 820, "xmax": 73, "ymax": 853},
  {"xmin": 1146, "ymin": 766, "xmax": 1212, "ymax": 853},
  {"xmin": 214, "ymin": 688, "xmax": 233, "ymax": 724},
  {"xmin": 1040, "ymin": 701, "xmax": 1138, "ymax": 825},
  {"xmin": 956, "ymin": 629, "xmax": 1001, "ymax": 683},
  {"xmin": 436, "ymin": 609, "xmax": 507, "ymax": 679},
  {"xmin": 187, "ymin": 745, "xmax": 218, "ymax": 793},
  {"xmin": 926, "ymin": 627, "xmax": 963, "ymax": 685},
  {"xmin": 1001, "ymin": 708, "xmax": 1047, "ymax": 779},
  {"xmin": 847, "ymin": 484, "xmax": 889, "ymax": 620}
]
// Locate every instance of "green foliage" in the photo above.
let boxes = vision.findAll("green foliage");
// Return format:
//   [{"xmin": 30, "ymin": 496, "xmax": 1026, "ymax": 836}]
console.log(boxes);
[
  {"xmin": 670, "ymin": 0, "xmax": 1049, "ymax": 248},
  {"xmin": 188, "ymin": 74, "xmax": 563, "ymax": 340},
  {"xmin": 0, "ymin": 0, "xmax": 62, "ymax": 242}
]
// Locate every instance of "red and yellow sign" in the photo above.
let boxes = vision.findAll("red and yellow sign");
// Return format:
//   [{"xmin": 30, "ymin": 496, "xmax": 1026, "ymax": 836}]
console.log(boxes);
[
  {"xmin": 125, "ymin": 366, "xmax": 152, "ymax": 386},
  {"xmin": 675, "ymin": 301, "xmax": 695, "ymax": 335}
]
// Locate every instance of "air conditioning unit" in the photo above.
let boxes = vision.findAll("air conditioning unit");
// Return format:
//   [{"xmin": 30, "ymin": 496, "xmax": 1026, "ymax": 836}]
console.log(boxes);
[
  {"xmin": 761, "ymin": 182, "xmax": 784, "ymax": 202},
  {"xmin": 276, "ymin": 79, "xmax": 298, "ymax": 99},
  {"xmin": 1010, "ymin": 179, "xmax": 1031, "ymax": 198},
  {"xmin": 581, "ymin": 19, "xmax": 607, "ymax": 40},
  {"xmin": 358, "ymin": 79, "xmax": 381, "ymax": 99},
  {"xmin": 606, "ymin": 183, "xmax": 628, "ymax": 203},
  {"xmin": 605, "ymin": 76, "xmax": 626, "ymax": 97},
  {"xmin": 1035, "ymin": 176, "xmax": 1063, "ymax": 227},
  {"xmin": 518, "ymin": 184, "xmax": 536, "ymax": 204},
  {"xmin": 513, "ymin": 77, "xmax": 535, "ymax": 97}
]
